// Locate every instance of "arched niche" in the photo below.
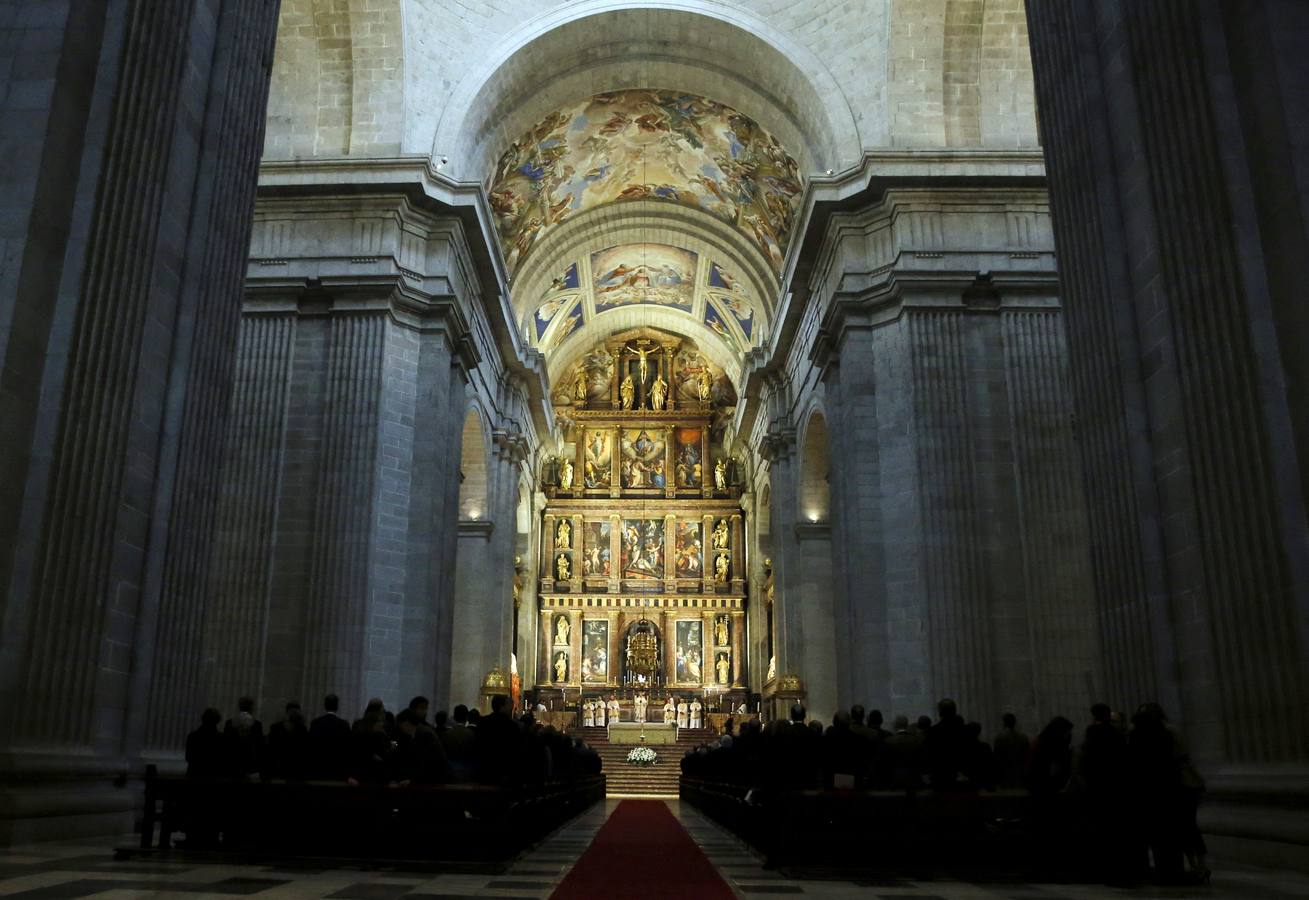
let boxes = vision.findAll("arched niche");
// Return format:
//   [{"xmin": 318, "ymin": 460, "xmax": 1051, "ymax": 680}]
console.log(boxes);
[
  {"xmin": 799, "ymin": 411, "xmax": 830, "ymax": 523},
  {"xmin": 458, "ymin": 408, "xmax": 489, "ymax": 520},
  {"xmin": 431, "ymin": 3, "xmax": 862, "ymax": 180}
]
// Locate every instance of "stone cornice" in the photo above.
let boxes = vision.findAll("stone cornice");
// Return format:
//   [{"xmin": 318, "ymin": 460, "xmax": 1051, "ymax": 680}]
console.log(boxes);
[
  {"xmin": 252, "ymin": 158, "xmax": 555, "ymax": 441},
  {"xmin": 734, "ymin": 151, "xmax": 1050, "ymax": 440}
]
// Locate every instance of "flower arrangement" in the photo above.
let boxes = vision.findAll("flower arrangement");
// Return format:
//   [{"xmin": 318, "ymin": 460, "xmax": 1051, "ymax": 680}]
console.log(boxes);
[{"xmin": 627, "ymin": 746, "xmax": 658, "ymax": 766}]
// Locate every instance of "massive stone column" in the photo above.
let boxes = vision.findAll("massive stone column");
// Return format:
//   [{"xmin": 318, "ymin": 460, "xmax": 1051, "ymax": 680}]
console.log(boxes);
[
  {"xmin": 748, "ymin": 180, "xmax": 1098, "ymax": 731},
  {"xmin": 0, "ymin": 1, "xmax": 279, "ymax": 841},
  {"xmin": 1026, "ymin": 0, "xmax": 1309, "ymax": 857}
]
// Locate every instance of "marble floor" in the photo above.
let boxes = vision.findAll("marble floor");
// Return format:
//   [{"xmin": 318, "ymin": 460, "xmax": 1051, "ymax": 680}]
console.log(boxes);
[{"xmin": 0, "ymin": 800, "xmax": 1305, "ymax": 899}]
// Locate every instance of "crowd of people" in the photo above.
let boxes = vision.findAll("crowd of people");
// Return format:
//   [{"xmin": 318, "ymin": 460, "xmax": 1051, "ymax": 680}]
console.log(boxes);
[
  {"xmin": 680, "ymin": 699, "xmax": 1209, "ymax": 885},
  {"xmin": 185, "ymin": 693, "xmax": 601, "ymax": 788}
]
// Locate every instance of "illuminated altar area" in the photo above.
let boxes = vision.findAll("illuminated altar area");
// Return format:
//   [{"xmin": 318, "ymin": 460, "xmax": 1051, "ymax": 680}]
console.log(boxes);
[{"xmin": 532, "ymin": 327, "xmax": 749, "ymax": 713}]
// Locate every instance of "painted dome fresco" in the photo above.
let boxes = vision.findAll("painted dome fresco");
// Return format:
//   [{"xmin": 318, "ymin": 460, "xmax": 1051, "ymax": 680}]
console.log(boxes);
[{"xmin": 489, "ymin": 89, "xmax": 803, "ymax": 274}]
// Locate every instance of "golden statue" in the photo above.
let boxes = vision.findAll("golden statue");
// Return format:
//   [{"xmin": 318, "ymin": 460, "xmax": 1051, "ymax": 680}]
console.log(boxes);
[
  {"xmin": 633, "ymin": 341, "xmax": 655, "ymax": 385},
  {"xmin": 697, "ymin": 369, "xmax": 713, "ymax": 403},
  {"xmin": 557, "ymin": 519, "xmax": 571, "ymax": 549},
  {"xmin": 650, "ymin": 374, "xmax": 667, "ymax": 411},
  {"xmin": 716, "ymin": 653, "xmax": 730, "ymax": 684},
  {"xmin": 554, "ymin": 652, "xmax": 567, "ymax": 682},
  {"xmin": 620, "ymin": 374, "xmax": 635, "ymax": 410},
  {"xmin": 715, "ymin": 553, "xmax": 730, "ymax": 582},
  {"xmin": 715, "ymin": 616, "xmax": 729, "ymax": 647},
  {"xmin": 714, "ymin": 458, "xmax": 727, "ymax": 491},
  {"xmin": 711, "ymin": 518, "xmax": 730, "ymax": 549},
  {"xmin": 559, "ymin": 458, "xmax": 574, "ymax": 490},
  {"xmin": 556, "ymin": 553, "xmax": 571, "ymax": 581},
  {"xmin": 573, "ymin": 368, "xmax": 588, "ymax": 403},
  {"xmin": 555, "ymin": 615, "xmax": 570, "ymax": 645}
]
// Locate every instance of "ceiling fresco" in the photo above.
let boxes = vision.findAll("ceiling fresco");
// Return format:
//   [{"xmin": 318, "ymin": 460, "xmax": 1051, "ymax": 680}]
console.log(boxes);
[
  {"xmin": 592, "ymin": 243, "xmax": 696, "ymax": 313},
  {"xmin": 527, "ymin": 245, "xmax": 759, "ymax": 358},
  {"xmin": 489, "ymin": 89, "xmax": 803, "ymax": 275}
]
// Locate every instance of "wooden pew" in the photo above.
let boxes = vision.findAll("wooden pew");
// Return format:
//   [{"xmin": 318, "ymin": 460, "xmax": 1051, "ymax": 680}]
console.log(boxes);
[{"xmin": 139, "ymin": 765, "xmax": 604, "ymax": 864}]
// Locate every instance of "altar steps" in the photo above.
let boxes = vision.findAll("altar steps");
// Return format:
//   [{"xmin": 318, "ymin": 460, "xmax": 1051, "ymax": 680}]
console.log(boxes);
[{"xmin": 570, "ymin": 726, "xmax": 716, "ymax": 797}]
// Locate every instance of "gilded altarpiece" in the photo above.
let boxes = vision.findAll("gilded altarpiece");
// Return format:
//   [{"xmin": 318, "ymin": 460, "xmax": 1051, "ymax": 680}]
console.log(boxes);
[{"xmin": 536, "ymin": 329, "xmax": 747, "ymax": 700}]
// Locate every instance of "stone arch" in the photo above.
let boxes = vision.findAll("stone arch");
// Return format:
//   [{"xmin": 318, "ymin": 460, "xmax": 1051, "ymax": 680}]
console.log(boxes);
[
  {"xmin": 431, "ymin": 1, "xmax": 862, "ymax": 180},
  {"xmin": 798, "ymin": 408, "xmax": 831, "ymax": 523},
  {"xmin": 457, "ymin": 406, "xmax": 491, "ymax": 520}
]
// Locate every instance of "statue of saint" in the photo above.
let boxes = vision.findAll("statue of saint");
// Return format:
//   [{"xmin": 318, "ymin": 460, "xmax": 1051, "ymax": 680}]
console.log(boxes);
[
  {"xmin": 715, "ymin": 616, "xmax": 728, "ymax": 647},
  {"xmin": 620, "ymin": 375, "xmax": 635, "ymax": 410},
  {"xmin": 711, "ymin": 518, "xmax": 730, "ymax": 549},
  {"xmin": 554, "ymin": 652, "xmax": 567, "ymax": 682},
  {"xmin": 555, "ymin": 615, "xmax": 570, "ymax": 645},
  {"xmin": 650, "ymin": 374, "xmax": 667, "ymax": 411},
  {"xmin": 716, "ymin": 653, "xmax": 731, "ymax": 684},
  {"xmin": 557, "ymin": 519, "xmax": 571, "ymax": 549},
  {"xmin": 767, "ymin": 655, "xmax": 776, "ymax": 681},
  {"xmin": 715, "ymin": 553, "xmax": 729, "ymax": 583},
  {"xmin": 556, "ymin": 553, "xmax": 571, "ymax": 581},
  {"xmin": 697, "ymin": 369, "xmax": 713, "ymax": 403},
  {"xmin": 559, "ymin": 458, "xmax": 574, "ymax": 490},
  {"xmin": 714, "ymin": 458, "xmax": 727, "ymax": 491},
  {"xmin": 573, "ymin": 368, "xmax": 588, "ymax": 403}
]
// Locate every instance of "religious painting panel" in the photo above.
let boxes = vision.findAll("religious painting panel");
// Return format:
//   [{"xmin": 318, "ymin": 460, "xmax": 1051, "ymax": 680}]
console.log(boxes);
[
  {"xmin": 592, "ymin": 243, "xmax": 696, "ymax": 312},
  {"xmin": 534, "ymin": 293, "xmax": 577, "ymax": 341},
  {"xmin": 549, "ymin": 301, "xmax": 583, "ymax": 350},
  {"xmin": 703, "ymin": 301, "xmax": 738, "ymax": 352},
  {"xmin": 582, "ymin": 620, "xmax": 609, "ymax": 682},
  {"xmin": 583, "ymin": 430, "xmax": 613, "ymax": 488},
  {"xmin": 620, "ymin": 519, "xmax": 665, "ymax": 579},
  {"xmin": 674, "ymin": 428, "xmax": 702, "ymax": 487},
  {"xmin": 620, "ymin": 429, "xmax": 667, "ymax": 489},
  {"xmin": 675, "ymin": 619, "xmax": 704, "ymax": 684},
  {"xmin": 675, "ymin": 521, "xmax": 703, "ymax": 577},
  {"xmin": 672, "ymin": 348, "xmax": 736, "ymax": 406},
  {"xmin": 708, "ymin": 260, "xmax": 754, "ymax": 339},
  {"xmin": 582, "ymin": 521, "xmax": 612, "ymax": 577}
]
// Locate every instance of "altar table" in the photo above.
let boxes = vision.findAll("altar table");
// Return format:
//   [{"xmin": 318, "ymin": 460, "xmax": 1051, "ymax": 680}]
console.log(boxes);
[
  {"xmin": 706, "ymin": 712, "xmax": 759, "ymax": 734},
  {"xmin": 607, "ymin": 721, "xmax": 679, "ymax": 745}
]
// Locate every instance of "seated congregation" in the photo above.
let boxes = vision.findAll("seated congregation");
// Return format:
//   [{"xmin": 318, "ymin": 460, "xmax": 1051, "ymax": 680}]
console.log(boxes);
[
  {"xmin": 680, "ymin": 699, "xmax": 1208, "ymax": 886},
  {"xmin": 149, "ymin": 693, "xmax": 603, "ymax": 861}
]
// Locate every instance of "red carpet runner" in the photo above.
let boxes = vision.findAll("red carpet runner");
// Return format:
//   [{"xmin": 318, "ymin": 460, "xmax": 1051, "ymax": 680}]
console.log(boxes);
[{"xmin": 550, "ymin": 800, "xmax": 735, "ymax": 899}]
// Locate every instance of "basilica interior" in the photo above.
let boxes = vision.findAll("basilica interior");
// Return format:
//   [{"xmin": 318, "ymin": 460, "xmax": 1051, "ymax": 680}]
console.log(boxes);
[{"xmin": 1, "ymin": 1, "xmax": 1308, "ymax": 896}]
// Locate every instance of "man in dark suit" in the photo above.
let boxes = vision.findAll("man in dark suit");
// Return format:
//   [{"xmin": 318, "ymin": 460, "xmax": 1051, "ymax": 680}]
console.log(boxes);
[
  {"xmin": 925, "ymin": 698, "xmax": 969, "ymax": 790},
  {"xmin": 266, "ymin": 701, "xmax": 310, "ymax": 780},
  {"xmin": 440, "ymin": 704, "xmax": 476, "ymax": 782},
  {"xmin": 475, "ymin": 694, "xmax": 524, "ymax": 785},
  {"xmin": 309, "ymin": 693, "xmax": 351, "ymax": 780}
]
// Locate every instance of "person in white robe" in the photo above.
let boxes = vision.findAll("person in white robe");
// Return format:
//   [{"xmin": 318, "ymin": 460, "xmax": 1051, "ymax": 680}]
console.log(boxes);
[
  {"xmin": 634, "ymin": 693, "xmax": 648, "ymax": 723},
  {"xmin": 677, "ymin": 698, "xmax": 689, "ymax": 729},
  {"xmin": 595, "ymin": 698, "xmax": 606, "ymax": 727},
  {"xmin": 583, "ymin": 699, "xmax": 594, "ymax": 727},
  {"xmin": 663, "ymin": 696, "xmax": 676, "ymax": 724},
  {"xmin": 690, "ymin": 698, "xmax": 703, "ymax": 729},
  {"xmin": 608, "ymin": 696, "xmax": 621, "ymax": 724}
]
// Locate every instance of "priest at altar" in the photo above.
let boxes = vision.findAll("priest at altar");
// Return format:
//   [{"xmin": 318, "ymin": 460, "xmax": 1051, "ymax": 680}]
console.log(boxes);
[
  {"xmin": 690, "ymin": 698, "xmax": 703, "ymax": 729},
  {"xmin": 634, "ymin": 693, "xmax": 648, "ymax": 723},
  {"xmin": 676, "ymin": 698, "xmax": 689, "ymax": 728},
  {"xmin": 607, "ymin": 696, "xmax": 621, "ymax": 724},
  {"xmin": 595, "ymin": 698, "xmax": 606, "ymax": 727},
  {"xmin": 582, "ymin": 700, "xmax": 595, "ymax": 727},
  {"xmin": 662, "ymin": 696, "xmax": 676, "ymax": 724}
]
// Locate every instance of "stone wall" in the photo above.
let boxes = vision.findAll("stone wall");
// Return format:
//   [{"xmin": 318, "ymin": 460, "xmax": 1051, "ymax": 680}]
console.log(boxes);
[
  {"xmin": 262, "ymin": 0, "xmax": 1039, "ymax": 170},
  {"xmin": 0, "ymin": 0, "xmax": 279, "ymax": 841}
]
